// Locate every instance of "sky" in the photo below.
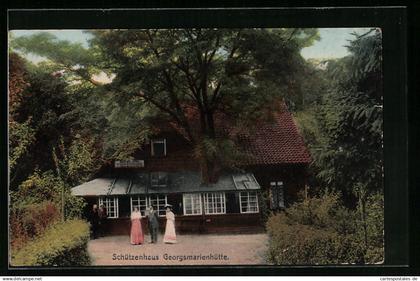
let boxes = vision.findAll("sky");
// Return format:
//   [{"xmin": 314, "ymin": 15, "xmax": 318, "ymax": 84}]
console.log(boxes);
[{"xmin": 10, "ymin": 28, "xmax": 374, "ymax": 62}]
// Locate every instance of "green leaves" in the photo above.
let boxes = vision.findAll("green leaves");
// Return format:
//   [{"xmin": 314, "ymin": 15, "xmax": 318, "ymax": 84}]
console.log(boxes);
[
  {"xmin": 11, "ymin": 219, "xmax": 91, "ymax": 266},
  {"xmin": 307, "ymin": 30, "xmax": 383, "ymax": 196},
  {"xmin": 266, "ymin": 192, "xmax": 384, "ymax": 264},
  {"xmin": 9, "ymin": 28, "xmax": 321, "ymax": 180},
  {"xmin": 11, "ymin": 31, "xmax": 104, "ymax": 86},
  {"xmin": 12, "ymin": 32, "xmax": 95, "ymax": 66},
  {"xmin": 9, "ymin": 119, "xmax": 35, "ymax": 170}
]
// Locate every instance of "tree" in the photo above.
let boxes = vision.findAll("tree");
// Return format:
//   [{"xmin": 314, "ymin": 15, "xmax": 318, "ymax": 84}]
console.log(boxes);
[
  {"xmin": 315, "ymin": 29, "xmax": 382, "ymax": 195},
  {"xmin": 89, "ymin": 28, "xmax": 319, "ymax": 181},
  {"xmin": 308, "ymin": 29, "xmax": 383, "ymax": 249},
  {"xmin": 9, "ymin": 53, "xmax": 35, "ymax": 173},
  {"xmin": 12, "ymin": 28, "xmax": 320, "ymax": 182}
]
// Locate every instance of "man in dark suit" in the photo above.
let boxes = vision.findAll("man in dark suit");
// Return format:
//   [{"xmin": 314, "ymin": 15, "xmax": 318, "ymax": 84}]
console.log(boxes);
[
  {"xmin": 89, "ymin": 204, "xmax": 100, "ymax": 239},
  {"xmin": 98, "ymin": 204, "xmax": 107, "ymax": 237},
  {"xmin": 147, "ymin": 206, "xmax": 159, "ymax": 243}
]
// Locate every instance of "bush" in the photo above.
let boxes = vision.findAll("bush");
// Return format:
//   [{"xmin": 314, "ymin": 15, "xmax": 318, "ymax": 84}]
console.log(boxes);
[
  {"xmin": 63, "ymin": 194, "xmax": 86, "ymax": 220},
  {"xmin": 11, "ymin": 170, "xmax": 87, "ymax": 220},
  {"xmin": 11, "ymin": 219, "xmax": 91, "ymax": 266},
  {"xmin": 357, "ymin": 191, "xmax": 384, "ymax": 263},
  {"xmin": 285, "ymin": 192, "xmax": 357, "ymax": 234},
  {"xmin": 266, "ymin": 211, "xmax": 364, "ymax": 265},
  {"xmin": 258, "ymin": 190, "xmax": 271, "ymax": 225},
  {"xmin": 265, "ymin": 192, "xmax": 383, "ymax": 265},
  {"xmin": 10, "ymin": 201, "xmax": 60, "ymax": 251},
  {"xmin": 15, "ymin": 170, "xmax": 62, "ymax": 204}
]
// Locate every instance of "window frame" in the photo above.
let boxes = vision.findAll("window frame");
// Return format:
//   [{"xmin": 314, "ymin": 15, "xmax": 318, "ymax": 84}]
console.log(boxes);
[
  {"xmin": 150, "ymin": 172, "xmax": 168, "ymax": 188},
  {"xmin": 182, "ymin": 193, "xmax": 203, "ymax": 216},
  {"xmin": 270, "ymin": 181, "xmax": 285, "ymax": 209},
  {"xmin": 130, "ymin": 195, "xmax": 148, "ymax": 217},
  {"xmin": 239, "ymin": 191, "xmax": 259, "ymax": 214},
  {"xmin": 151, "ymin": 138, "xmax": 167, "ymax": 157},
  {"xmin": 203, "ymin": 192, "xmax": 226, "ymax": 215},
  {"xmin": 98, "ymin": 197, "xmax": 119, "ymax": 218},
  {"xmin": 148, "ymin": 194, "xmax": 168, "ymax": 217}
]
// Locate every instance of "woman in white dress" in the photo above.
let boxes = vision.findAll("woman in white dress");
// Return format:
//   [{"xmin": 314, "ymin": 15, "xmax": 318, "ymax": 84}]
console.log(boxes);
[{"xmin": 163, "ymin": 204, "xmax": 177, "ymax": 244}]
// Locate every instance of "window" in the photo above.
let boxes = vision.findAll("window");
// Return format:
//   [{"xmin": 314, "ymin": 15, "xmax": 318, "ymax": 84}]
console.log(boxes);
[
  {"xmin": 130, "ymin": 195, "xmax": 148, "ymax": 216},
  {"xmin": 151, "ymin": 139, "xmax": 166, "ymax": 157},
  {"xmin": 151, "ymin": 172, "xmax": 168, "ymax": 187},
  {"xmin": 148, "ymin": 194, "xmax": 167, "ymax": 217},
  {"xmin": 99, "ymin": 197, "xmax": 119, "ymax": 218},
  {"xmin": 183, "ymin": 193, "xmax": 202, "ymax": 215},
  {"xmin": 239, "ymin": 192, "xmax": 259, "ymax": 213},
  {"xmin": 270, "ymin": 181, "xmax": 285, "ymax": 209},
  {"xmin": 204, "ymin": 192, "xmax": 226, "ymax": 214}
]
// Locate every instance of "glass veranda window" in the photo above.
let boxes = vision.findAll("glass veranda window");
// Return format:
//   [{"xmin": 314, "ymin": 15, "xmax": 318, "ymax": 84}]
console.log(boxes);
[
  {"xmin": 130, "ymin": 195, "xmax": 148, "ymax": 216},
  {"xmin": 204, "ymin": 192, "xmax": 226, "ymax": 214},
  {"xmin": 183, "ymin": 193, "xmax": 202, "ymax": 215},
  {"xmin": 148, "ymin": 194, "xmax": 167, "ymax": 216},
  {"xmin": 99, "ymin": 197, "xmax": 119, "ymax": 218},
  {"xmin": 239, "ymin": 192, "xmax": 259, "ymax": 213}
]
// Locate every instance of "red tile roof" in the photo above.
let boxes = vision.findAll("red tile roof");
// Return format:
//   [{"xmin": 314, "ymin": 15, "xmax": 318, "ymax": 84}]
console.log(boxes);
[
  {"xmin": 149, "ymin": 101, "xmax": 311, "ymax": 167},
  {"xmin": 243, "ymin": 104, "xmax": 312, "ymax": 165}
]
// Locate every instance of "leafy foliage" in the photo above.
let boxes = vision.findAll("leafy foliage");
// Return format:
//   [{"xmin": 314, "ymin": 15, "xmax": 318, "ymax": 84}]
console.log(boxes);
[
  {"xmin": 266, "ymin": 192, "xmax": 383, "ymax": 264},
  {"xmin": 9, "ymin": 68, "xmax": 74, "ymax": 188},
  {"xmin": 52, "ymin": 136, "xmax": 102, "ymax": 186},
  {"xmin": 312, "ymin": 29, "xmax": 383, "ymax": 196},
  {"xmin": 9, "ymin": 52, "xmax": 30, "ymax": 119},
  {"xmin": 9, "ymin": 53, "xmax": 36, "ymax": 172},
  {"xmin": 11, "ymin": 32, "xmax": 101, "ymax": 85},
  {"xmin": 9, "ymin": 119, "xmax": 35, "ymax": 170},
  {"xmin": 9, "ymin": 29, "xmax": 384, "ymax": 266},
  {"xmin": 10, "ymin": 170, "xmax": 87, "ymax": 221},
  {"xmin": 10, "ymin": 201, "xmax": 60, "ymax": 252},
  {"xmin": 11, "ymin": 29, "xmax": 321, "ymax": 180},
  {"xmin": 293, "ymin": 29, "xmax": 383, "ymax": 208},
  {"xmin": 11, "ymin": 219, "xmax": 91, "ymax": 266}
]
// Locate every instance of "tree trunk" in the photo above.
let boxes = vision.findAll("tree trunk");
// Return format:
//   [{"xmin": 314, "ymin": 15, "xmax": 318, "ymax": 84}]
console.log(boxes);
[{"xmin": 198, "ymin": 110, "xmax": 219, "ymax": 184}]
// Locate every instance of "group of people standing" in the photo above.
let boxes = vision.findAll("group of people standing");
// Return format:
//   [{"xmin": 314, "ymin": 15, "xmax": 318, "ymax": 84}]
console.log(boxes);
[
  {"xmin": 89, "ymin": 204, "xmax": 107, "ymax": 239},
  {"xmin": 89, "ymin": 203, "xmax": 177, "ymax": 245},
  {"xmin": 130, "ymin": 204, "xmax": 177, "ymax": 245}
]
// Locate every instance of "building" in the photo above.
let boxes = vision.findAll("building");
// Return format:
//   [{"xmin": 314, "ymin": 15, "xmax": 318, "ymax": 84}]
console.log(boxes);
[{"xmin": 71, "ymin": 102, "xmax": 311, "ymax": 235}]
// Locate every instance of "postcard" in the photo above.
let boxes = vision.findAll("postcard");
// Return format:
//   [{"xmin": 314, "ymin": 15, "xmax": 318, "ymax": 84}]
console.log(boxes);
[{"xmin": 6, "ymin": 8, "xmax": 407, "ymax": 271}]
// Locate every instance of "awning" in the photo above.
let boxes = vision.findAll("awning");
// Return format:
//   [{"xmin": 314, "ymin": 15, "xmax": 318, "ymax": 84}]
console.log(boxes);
[
  {"xmin": 71, "ymin": 171, "xmax": 260, "ymax": 196},
  {"xmin": 71, "ymin": 178, "xmax": 114, "ymax": 196}
]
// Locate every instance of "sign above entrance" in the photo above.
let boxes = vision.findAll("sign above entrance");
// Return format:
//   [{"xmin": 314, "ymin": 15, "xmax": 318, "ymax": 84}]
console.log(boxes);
[{"xmin": 114, "ymin": 160, "xmax": 145, "ymax": 168}]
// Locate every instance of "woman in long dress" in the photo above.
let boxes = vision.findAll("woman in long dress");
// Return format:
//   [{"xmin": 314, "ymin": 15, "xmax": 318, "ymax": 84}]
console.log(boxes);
[
  {"xmin": 163, "ymin": 205, "xmax": 177, "ymax": 244},
  {"xmin": 130, "ymin": 207, "xmax": 144, "ymax": 245}
]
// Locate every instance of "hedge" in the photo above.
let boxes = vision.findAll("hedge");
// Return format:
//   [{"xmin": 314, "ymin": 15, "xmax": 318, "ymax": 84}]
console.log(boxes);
[
  {"xmin": 266, "ymin": 213, "xmax": 364, "ymax": 265},
  {"xmin": 265, "ymin": 192, "xmax": 383, "ymax": 265},
  {"xmin": 10, "ymin": 201, "xmax": 60, "ymax": 251},
  {"xmin": 11, "ymin": 219, "xmax": 91, "ymax": 266}
]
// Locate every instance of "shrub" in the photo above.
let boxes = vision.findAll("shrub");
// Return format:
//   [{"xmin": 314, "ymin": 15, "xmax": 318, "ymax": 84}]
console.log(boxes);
[
  {"xmin": 63, "ymin": 194, "xmax": 86, "ymax": 220},
  {"xmin": 266, "ymin": 212, "xmax": 364, "ymax": 265},
  {"xmin": 357, "ymin": 191, "xmax": 384, "ymax": 263},
  {"xmin": 258, "ymin": 190, "xmax": 271, "ymax": 225},
  {"xmin": 265, "ymin": 192, "xmax": 383, "ymax": 265},
  {"xmin": 11, "ymin": 170, "xmax": 87, "ymax": 220},
  {"xmin": 11, "ymin": 219, "xmax": 91, "ymax": 266},
  {"xmin": 10, "ymin": 201, "xmax": 60, "ymax": 251},
  {"xmin": 15, "ymin": 170, "xmax": 62, "ymax": 204}
]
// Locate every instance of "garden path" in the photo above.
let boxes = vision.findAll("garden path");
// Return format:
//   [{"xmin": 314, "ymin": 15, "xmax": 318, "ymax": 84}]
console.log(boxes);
[{"xmin": 88, "ymin": 233, "xmax": 269, "ymax": 266}]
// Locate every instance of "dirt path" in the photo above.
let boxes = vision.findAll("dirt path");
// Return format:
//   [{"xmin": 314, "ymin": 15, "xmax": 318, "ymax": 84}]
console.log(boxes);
[{"xmin": 88, "ymin": 233, "xmax": 269, "ymax": 266}]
